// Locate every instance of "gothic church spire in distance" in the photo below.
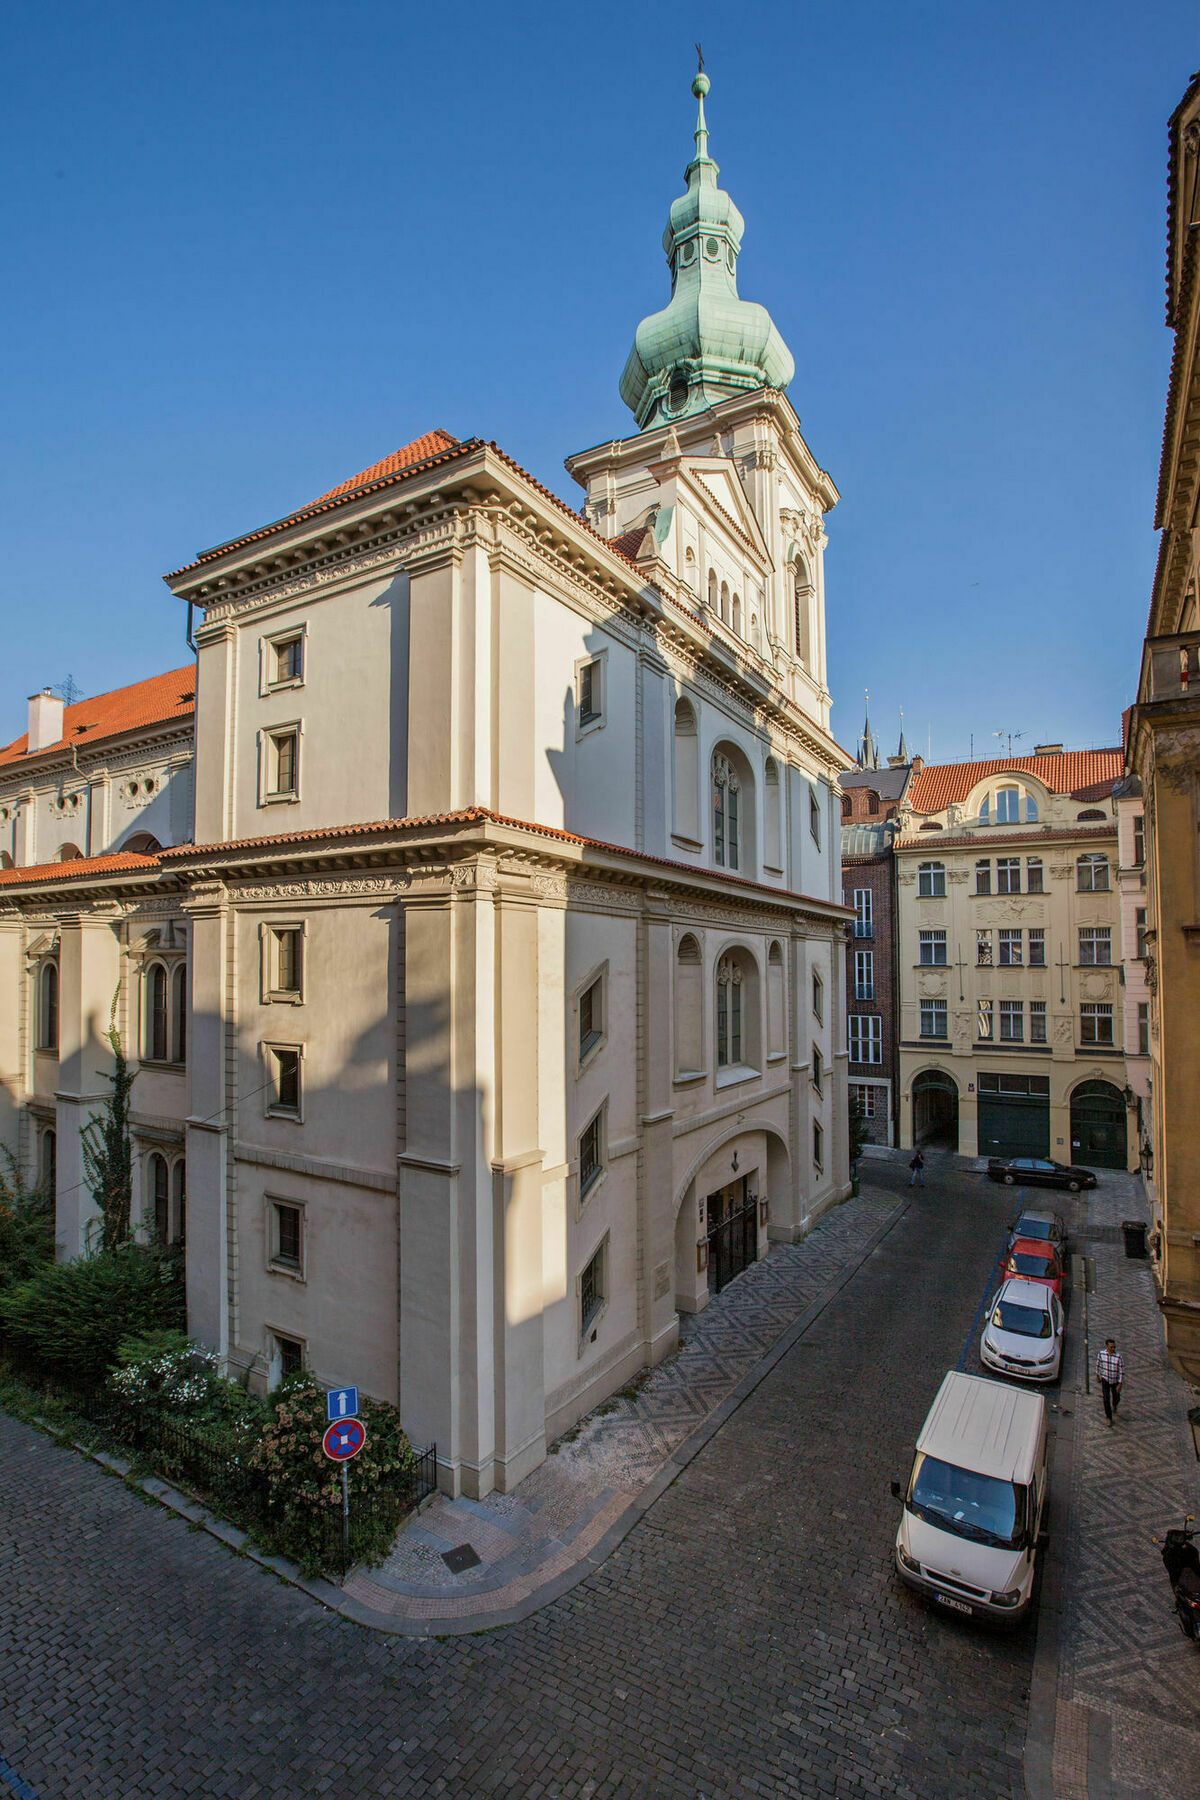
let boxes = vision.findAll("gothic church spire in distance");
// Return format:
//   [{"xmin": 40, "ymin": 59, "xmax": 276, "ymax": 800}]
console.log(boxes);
[{"xmin": 619, "ymin": 69, "xmax": 795, "ymax": 432}]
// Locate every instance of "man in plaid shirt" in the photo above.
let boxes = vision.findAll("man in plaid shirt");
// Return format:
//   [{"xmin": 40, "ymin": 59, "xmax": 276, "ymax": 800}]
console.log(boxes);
[{"xmin": 1097, "ymin": 1338, "xmax": 1124, "ymax": 1424}]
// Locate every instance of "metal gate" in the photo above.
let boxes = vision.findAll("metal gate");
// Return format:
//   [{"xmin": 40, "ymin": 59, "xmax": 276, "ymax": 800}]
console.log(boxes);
[
  {"xmin": 706, "ymin": 1179, "xmax": 758, "ymax": 1293},
  {"xmin": 1070, "ymin": 1081, "xmax": 1128, "ymax": 1170},
  {"xmin": 976, "ymin": 1073, "xmax": 1050, "ymax": 1159}
]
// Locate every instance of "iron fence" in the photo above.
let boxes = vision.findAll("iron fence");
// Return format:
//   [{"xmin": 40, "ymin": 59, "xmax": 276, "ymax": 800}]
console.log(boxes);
[{"xmin": 3, "ymin": 1358, "xmax": 436, "ymax": 1578}]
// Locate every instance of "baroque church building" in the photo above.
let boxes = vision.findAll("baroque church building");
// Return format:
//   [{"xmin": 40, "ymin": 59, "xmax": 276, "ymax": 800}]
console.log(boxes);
[{"xmin": 0, "ymin": 75, "xmax": 851, "ymax": 1498}]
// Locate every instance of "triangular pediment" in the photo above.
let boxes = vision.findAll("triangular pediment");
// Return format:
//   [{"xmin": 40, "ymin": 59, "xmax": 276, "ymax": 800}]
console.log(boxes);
[{"xmin": 674, "ymin": 457, "xmax": 772, "ymax": 566}]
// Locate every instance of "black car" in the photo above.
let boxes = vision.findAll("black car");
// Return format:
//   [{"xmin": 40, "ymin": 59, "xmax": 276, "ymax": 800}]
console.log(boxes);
[{"xmin": 987, "ymin": 1156, "xmax": 1096, "ymax": 1194}]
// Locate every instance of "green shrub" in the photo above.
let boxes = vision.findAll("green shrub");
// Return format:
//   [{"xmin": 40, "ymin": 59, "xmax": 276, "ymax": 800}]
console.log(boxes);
[
  {"xmin": 0, "ymin": 1245, "xmax": 185, "ymax": 1383},
  {"xmin": 108, "ymin": 1334, "xmax": 267, "ymax": 1437},
  {"xmin": 0, "ymin": 1149, "xmax": 55, "ymax": 1293}
]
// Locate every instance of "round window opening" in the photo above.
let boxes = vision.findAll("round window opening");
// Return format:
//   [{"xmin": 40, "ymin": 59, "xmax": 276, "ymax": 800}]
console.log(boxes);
[
  {"xmin": 668, "ymin": 375, "xmax": 689, "ymax": 412},
  {"xmin": 705, "ymin": 235, "xmax": 720, "ymax": 258},
  {"xmin": 680, "ymin": 241, "xmax": 695, "ymax": 264}
]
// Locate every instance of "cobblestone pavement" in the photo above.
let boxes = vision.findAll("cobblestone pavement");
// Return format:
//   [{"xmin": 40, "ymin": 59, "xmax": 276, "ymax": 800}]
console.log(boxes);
[
  {"xmin": 360, "ymin": 1187, "xmax": 901, "ymax": 1620},
  {"xmin": 0, "ymin": 1157, "xmax": 1045, "ymax": 1799},
  {"xmin": 1054, "ymin": 1170, "xmax": 1200, "ymax": 1800}
]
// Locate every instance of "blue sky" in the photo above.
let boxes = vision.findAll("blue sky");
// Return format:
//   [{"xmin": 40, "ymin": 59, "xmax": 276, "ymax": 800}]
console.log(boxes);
[{"xmin": 1, "ymin": 1, "xmax": 1195, "ymax": 762}]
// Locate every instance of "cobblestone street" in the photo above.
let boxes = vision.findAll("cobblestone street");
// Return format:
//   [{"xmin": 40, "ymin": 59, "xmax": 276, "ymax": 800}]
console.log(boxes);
[{"xmin": 0, "ymin": 1159, "xmax": 1045, "ymax": 1799}]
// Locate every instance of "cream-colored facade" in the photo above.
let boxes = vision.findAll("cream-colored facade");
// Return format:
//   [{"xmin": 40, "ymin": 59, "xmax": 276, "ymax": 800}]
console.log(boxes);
[
  {"xmin": 895, "ymin": 753, "xmax": 1132, "ymax": 1169},
  {"xmin": 1127, "ymin": 70, "xmax": 1200, "ymax": 1380}
]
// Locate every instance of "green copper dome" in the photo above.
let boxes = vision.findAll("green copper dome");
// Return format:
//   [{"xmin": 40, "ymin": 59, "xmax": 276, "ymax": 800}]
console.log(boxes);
[{"xmin": 620, "ymin": 73, "xmax": 795, "ymax": 431}]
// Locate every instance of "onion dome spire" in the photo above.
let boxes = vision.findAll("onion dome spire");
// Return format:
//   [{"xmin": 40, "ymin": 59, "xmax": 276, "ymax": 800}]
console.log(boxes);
[{"xmin": 619, "ymin": 71, "xmax": 795, "ymax": 432}]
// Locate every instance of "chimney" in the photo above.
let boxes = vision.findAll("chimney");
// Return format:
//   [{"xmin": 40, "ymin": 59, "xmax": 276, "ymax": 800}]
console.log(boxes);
[
  {"xmin": 27, "ymin": 689, "xmax": 64, "ymax": 754},
  {"xmin": 1033, "ymin": 743, "xmax": 1063, "ymax": 755}
]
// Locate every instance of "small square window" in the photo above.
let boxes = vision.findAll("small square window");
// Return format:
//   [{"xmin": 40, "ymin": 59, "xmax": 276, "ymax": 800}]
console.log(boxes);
[
  {"xmin": 266, "ymin": 729, "xmax": 299, "ymax": 800},
  {"xmin": 579, "ymin": 1109, "xmax": 603, "ymax": 1196},
  {"xmin": 580, "ymin": 1240, "xmax": 606, "ymax": 1333},
  {"xmin": 270, "ymin": 1200, "xmax": 304, "ymax": 1273},
  {"xmin": 271, "ymin": 634, "xmax": 304, "ymax": 686},
  {"xmin": 267, "ymin": 1045, "xmax": 302, "ymax": 1116},
  {"xmin": 579, "ymin": 975, "xmax": 603, "ymax": 1060},
  {"xmin": 577, "ymin": 657, "xmax": 604, "ymax": 730}
]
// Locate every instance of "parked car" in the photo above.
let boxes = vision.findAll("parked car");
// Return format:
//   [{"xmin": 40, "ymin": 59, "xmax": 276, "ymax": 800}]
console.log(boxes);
[
  {"xmin": 1004, "ymin": 1209, "xmax": 1067, "ymax": 1256},
  {"xmin": 981, "ymin": 1278, "xmax": 1064, "ymax": 1383},
  {"xmin": 987, "ymin": 1156, "xmax": 1096, "ymax": 1193},
  {"xmin": 1001, "ymin": 1239, "xmax": 1065, "ymax": 1299}
]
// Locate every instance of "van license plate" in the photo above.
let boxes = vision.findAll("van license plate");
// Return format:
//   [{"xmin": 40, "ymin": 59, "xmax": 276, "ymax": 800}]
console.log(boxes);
[{"xmin": 935, "ymin": 1595, "xmax": 973, "ymax": 1614}]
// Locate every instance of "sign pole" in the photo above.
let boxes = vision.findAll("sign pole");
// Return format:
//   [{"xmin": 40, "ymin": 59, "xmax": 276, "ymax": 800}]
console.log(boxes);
[{"xmin": 342, "ymin": 1461, "xmax": 350, "ymax": 1563}]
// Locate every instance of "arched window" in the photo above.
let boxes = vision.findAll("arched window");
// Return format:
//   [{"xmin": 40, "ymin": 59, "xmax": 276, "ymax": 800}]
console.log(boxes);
[
  {"xmin": 1077, "ymin": 853, "xmax": 1110, "ymax": 892},
  {"xmin": 793, "ymin": 561, "xmax": 813, "ymax": 667},
  {"xmin": 719, "ymin": 580, "xmax": 730, "ymax": 624},
  {"xmin": 150, "ymin": 1153, "xmax": 169, "ymax": 1241},
  {"xmin": 707, "ymin": 569, "xmax": 718, "ymax": 612},
  {"xmin": 767, "ymin": 941, "xmax": 786, "ymax": 1058},
  {"xmin": 979, "ymin": 795, "xmax": 990, "ymax": 823},
  {"xmin": 764, "ymin": 758, "xmax": 782, "ymax": 871},
  {"xmin": 37, "ymin": 961, "xmax": 58, "ymax": 1052},
  {"xmin": 712, "ymin": 753, "xmax": 741, "ymax": 870},
  {"xmin": 57, "ymin": 843, "xmax": 82, "ymax": 862},
  {"xmin": 731, "ymin": 591, "xmax": 741, "ymax": 636},
  {"xmin": 1077, "ymin": 809, "xmax": 1106, "ymax": 822},
  {"xmin": 171, "ymin": 964, "xmax": 187, "ymax": 1065},
  {"xmin": 122, "ymin": 832, "xmax": 162, "ymax": 855},
  {"xmin": 675, "ymin": 934, "xmax": 703, "ymax": 1075},
  {"xmin": 172, "ymin": 1160, "xmax": 186, "ymax": 1248},
  {"xmin": 0, "ymin": 851, "xmax": 12, "ymax": 869},
  {"xmin": 673, "ymin": 697, "xmax": 700, "ymax": 843},
  {"xmin": 841, "ymin": 794, "xmax": 851, "ymax": 820},
  {"xmin": 1025, "ymin": 793, "xmax": 1039, "ymax": 822},
  {"xmin": 917, "ymin": 861, "xmax": 946, "ymax": 897},
  {"xmin": 716, "ymin": 949, "xmax": 759, "ymax": 1071},
  {"xmin": 147, "ymin": 964, "xmax": 168, "ymax": 1062}
]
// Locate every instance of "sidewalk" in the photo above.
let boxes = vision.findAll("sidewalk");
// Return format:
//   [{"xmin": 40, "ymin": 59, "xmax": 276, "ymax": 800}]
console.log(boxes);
[
  {"xmin": 1039, "ymin": 1171, "xmax": 1200, "ymax": 1800},
  {"xmin": 339, "ymin": 1183, "xmax": 905, "ymax": 1634}
]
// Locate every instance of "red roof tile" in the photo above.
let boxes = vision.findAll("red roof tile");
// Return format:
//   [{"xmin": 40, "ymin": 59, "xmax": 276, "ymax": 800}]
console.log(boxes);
[
  {"xmin": 611, "ymin": 525, "xmax": 651, "ymax": 559},
  {"xmin": 0, "ymin": 851, "xmax": 161, "ymax": 888},
  {"xmin": 309, "ymin": 429, "xmax": 460, "ymax": 505},
  {"xmin": 908, "ymin": 751, "xmax": 1123, "ymax": 815},
  {"xmin": 0, "ymin": 668, "xmax": 195, "ymax": 770}
]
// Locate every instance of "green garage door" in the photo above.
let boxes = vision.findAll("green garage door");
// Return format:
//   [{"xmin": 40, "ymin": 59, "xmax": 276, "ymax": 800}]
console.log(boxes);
[{"xmin": 977, "ymin": 1073, "xmax": 1050, "ymax": 1159}]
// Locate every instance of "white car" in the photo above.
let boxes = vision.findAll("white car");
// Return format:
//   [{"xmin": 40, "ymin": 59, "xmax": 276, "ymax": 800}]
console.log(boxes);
[{"xmin": 980, "ymin": 1278, "xmax": 1064, "ymax": 1383}]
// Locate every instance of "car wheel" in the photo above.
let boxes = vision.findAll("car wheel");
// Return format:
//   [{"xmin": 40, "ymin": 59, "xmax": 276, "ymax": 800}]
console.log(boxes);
[
  {"xmin": 1004, "ymin": 1173, "xmax": 1015, "ymax": 1186},
  {"xmin": 1068, "ymin": 1181, "xmax": 1080, "ymax": 1193}
]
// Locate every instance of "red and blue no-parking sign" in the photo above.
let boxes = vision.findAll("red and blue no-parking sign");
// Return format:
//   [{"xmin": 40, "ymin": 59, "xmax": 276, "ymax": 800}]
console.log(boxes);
[{"xmin": 322, "ymin": 1417, "xmax": 367, "ymax": 1462}]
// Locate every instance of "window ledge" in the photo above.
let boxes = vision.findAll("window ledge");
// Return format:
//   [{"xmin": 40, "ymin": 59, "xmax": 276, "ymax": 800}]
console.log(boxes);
[
  {"xmin": 766, "ymin": 1050, "xmax": 788, "ymax": 1064},
  {"xmin": 715, "ymin": 1064, "xmax": 760, "ymax": 1090},
  {"xmin": 673, "ymin": 1069, "xmax": 707, "ymax": 1086},
  {"xmin": 139, "ymin": 1059, "xmax": 186, "ymax": 1073},
  {"xmin": 266, "ymin": 991, "xmax": 304, "ymax": 1005},
  {"xmin": 267, "ymin": 1261, "xmax": 306, "ymax": 1283},
  {"xmin": 265, "ymin": 677, "xmax": 304, "ymax": 695},
  {"xmin": 670, "ymin": 833, "xmax": 704, "ymax": 853},
  {"xmin": 762, "ymin": 862, "xmax": 785, "ymax": 877},
  {"xmin": 265, "ymin": 1107, "xmax": 303, "ymax": 1122}
]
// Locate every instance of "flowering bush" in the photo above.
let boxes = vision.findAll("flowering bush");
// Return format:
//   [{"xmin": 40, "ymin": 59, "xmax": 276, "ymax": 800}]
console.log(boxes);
[{"xmin": 108, "ymin": 1333, "xmax": 266, "ymax": 1437}]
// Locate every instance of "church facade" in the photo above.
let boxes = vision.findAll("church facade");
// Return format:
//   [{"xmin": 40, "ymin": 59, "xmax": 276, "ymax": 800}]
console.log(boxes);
[{"xmin": 0, "ymin": 76, "xmax": 851, "ymax": 1497}]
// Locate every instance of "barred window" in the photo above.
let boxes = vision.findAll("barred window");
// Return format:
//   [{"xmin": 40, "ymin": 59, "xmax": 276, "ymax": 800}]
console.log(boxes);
[
  {"xmin": 1078, "ymin": 926, "xmax": 1112, "ymax": 966},
  {"xmin": 1080, "ymin": 1003, "xmax": 1114, "ymax": 1046},
  {"xmin": 1000, "ymin": 1001, "xmax": 1024, "ymax": 1042},
  {"xmin": 1030, "ymin": 1001, "xmax": 1047, "ymax": 1044},
  {"xmin": 1028, "ymin": 929, "xmax": 1046, "ymax": 967}
]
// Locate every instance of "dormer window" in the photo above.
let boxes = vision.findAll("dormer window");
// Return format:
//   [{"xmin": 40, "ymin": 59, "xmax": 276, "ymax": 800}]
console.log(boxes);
[{"xmin": 996, "ymin": 786, "xmax": 1020, "ymax": 823}]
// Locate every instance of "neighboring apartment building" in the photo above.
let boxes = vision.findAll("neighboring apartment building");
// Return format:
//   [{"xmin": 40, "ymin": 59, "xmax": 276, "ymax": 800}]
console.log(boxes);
[
  {"xmin": 839, "ymin": 744, "xmax": 915, "ymax": 1145},
  {"xmin": 894, "ymin": 749, "xmax": 1131, "ymax": 1167},
  {"xmin": 1127, "ymin": 69, "xmax": 1200, "ymax": 1381},
  {"xmin": 0, "ymin": 73, "xmax": 853, "ymax": 1498}
]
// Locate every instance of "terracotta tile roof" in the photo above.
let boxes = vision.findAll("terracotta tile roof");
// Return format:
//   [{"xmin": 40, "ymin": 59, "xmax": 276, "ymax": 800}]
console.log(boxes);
[
  {"xmin": 895, "ymin": 824, "xmax": 1116, "ymax": 853},
  {"xmin": 611, "ymin": 525, "xmax": 651, "ymax": 560},
  {"xmin": 0, "ymin": 851, "xmax": 161, "ymax": 889},
  {"xmin": 908, "ymin": 751, "xmax": 1123, "ymax": 815},
  {"xmin": 162, "ymin": 808, "xmax": 852, "ymax": 915},
  {"xmin": 309, "ymin": 430, "xmax": 460, "ymax": 504},
  {"xmin": 0, "ymin": 668, "xmax": 196, "ymax": 770}
]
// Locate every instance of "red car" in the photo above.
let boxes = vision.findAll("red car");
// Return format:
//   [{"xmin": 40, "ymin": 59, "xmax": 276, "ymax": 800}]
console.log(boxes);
[{"xmin": 1001, "ymin": 1237, "xmax": 1065, "ymax": 1299}]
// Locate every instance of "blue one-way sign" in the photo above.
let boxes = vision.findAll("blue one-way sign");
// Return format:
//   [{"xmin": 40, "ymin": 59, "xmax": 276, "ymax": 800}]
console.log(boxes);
[{"xmin": 326, "ymin": 1386, "xmax": 359, "ymax": 1421}]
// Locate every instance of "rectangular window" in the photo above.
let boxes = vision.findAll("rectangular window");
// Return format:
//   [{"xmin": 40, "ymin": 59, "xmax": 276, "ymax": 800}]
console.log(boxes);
[
  {"xmin": 812, "ymin": 971, "xmax": 823, "ymax": 1022},
  {"xmin": 1135, "ymin": 908, "xmax": 1149, "ymax": 959},
  {"xmin": 1077, "ymin": 856, "xmax": 1110, "ymax": 892},
  {"xmin": 976, "ymin": 929, "xmax": 993, "ymax": 966},
  {"xmin": 920, "ymin": 999, "xmax": 947, "ymax": 1039},
  {"xmin": 918, "ymin": 862, "xmax": 946, "ymax": 897},
  {"xmin": 1026, "ymin": 858, "xmax": 1044, "ymax": 894},
  {"xmin": 851, "ymin": 1083, "xmax": 878, "ymax": 1119},
  {"xmin": 813, "ymin": 1119, "xmax": 823, "ymax": 1169},
  {"xmin": 812, "ymin": 1045, "xmax": 823, "ymax": 1094},
  {"xmin": 853, "ymin": 889, "xmax": 873, "ymax": 937},
  {"xmin": 578, "ymin": 658, "xmax": 602, "ymax": 727},
  {"xmin": 270, "ymin": 1201, "xmax": 303, "ymax": 1272},
  {"xmin": 276, "ymin": 1334, "xmax": 304, "ymax": 1378},
  {"xmin": 996, "ymin": 858, "xmax": 1021, "ymax": 895},
  {"xmin": 270, "ymin": 634, "xmax": 304, "ymax": 686},
  {"xmin": 1137, "ymin": 1002, "xmax": 1149, "ymax": 1055},
  {"xmin": 853, "ymin": 950, "xmax": 874, "ymax": 1000},
  {"xmin": 270, "ymin": 928, "xmax": 303, "ymax": 998},
  {"xmin": 267, "ymin": 1046, "xmax": 301, "ymax": 1116},
  {"xmin": 977, "ymin": 998, "xmax": 994, "ymax": 1040},
  {"xmin": 848, "ymin": 1014, "xmax": 882, "ymax": 1064},
  {"xmin": 1080, "ymin": 1003, "xmax": 1114, "ymax": 1047},
  {"xmin": 267, "ymin": 729, "xmax": 299, "ymax": 799},
  {"xmin": 918, "ymin": 929, "xmax": 947, "ymax": 966},
  {"xmin": 1000, "ymin": 1000, "xmax": 1024, "ymax": 1042},
  {"xmin": 579, "ymin": 1110, "xmax": 603, "ymax": 1196},
  {"xmin": 998, "ymin": 928, "xmax": 1023, "ymax": 967},
  {"xmin": 1030, "ymin": 1000, "xmax": 1047, "ymax": 1044},
  {"xmin": 809, "ymin": 786, "xmax": 822, "ymax": 848},
  {"xmin": 975, "ymin": 861, "xmax": 991, "ymax": 895},
  {"xmin": 1133, "ymin": 815, "xmax": 1145, "ymax": 867},
  {"xmin": 1028, "ymin": 928, "xmax": 1046, "ymax": 967},
  {"xmin": 996, "ymin": 787, "xmax": 1020, "ymax": 824},
  {"xmin": 1078, "ymin": 926, "xmax": 1112, "ymax": 966},
  {"xmin": 579, "ymin": 975, "xmax": 603, "ymax": 1059},
  {"xmin": 580, "ymin": 1241, "xmax": 605, "ymax": 1333}
]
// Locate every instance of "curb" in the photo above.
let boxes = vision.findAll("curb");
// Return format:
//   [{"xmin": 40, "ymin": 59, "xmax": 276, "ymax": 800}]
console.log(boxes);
[{"xmin": 23, "ymin": 1190, "xmax": 910, "ymax": 1640}]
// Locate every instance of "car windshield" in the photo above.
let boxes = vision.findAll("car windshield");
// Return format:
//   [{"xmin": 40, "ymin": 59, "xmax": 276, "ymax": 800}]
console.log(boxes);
[
  {"xmin": 1009, "ymin": 1252, "xmax": 1055, "ymax": 1279},
  {"xmin": 908, "ymin": 1454, "xmax": 1027, "ymax": 1550},
  {"xmin": 993, "ymin": 1298, "xmax": 1053, "ymax": 1337},
  {"xmin": 1016, "ymin": 1217, "xmax": 1053, "ymax": 1239}
]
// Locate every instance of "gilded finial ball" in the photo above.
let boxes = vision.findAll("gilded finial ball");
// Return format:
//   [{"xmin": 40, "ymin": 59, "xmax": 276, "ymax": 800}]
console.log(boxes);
[{"xmin": 692, "ymin": 72, "xmax": 710, "ymax": 98}]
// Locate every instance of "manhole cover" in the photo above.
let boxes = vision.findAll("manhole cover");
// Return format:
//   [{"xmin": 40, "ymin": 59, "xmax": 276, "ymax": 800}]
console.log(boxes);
[{"xmin": 442, "ymin": 1543, "xmax": 482, "ymax": 1573}]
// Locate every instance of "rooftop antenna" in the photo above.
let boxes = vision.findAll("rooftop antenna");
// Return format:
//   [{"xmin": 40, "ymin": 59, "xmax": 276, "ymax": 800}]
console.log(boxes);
[{"xmin": 993, "ymin": 730, "xmax": 1025, "ymax": 758}]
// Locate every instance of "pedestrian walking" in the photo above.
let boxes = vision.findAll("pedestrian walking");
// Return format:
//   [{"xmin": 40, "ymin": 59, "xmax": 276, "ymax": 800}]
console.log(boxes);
[
  {"xmin": 1097, "ymin": 1337, "xmax": 1124, "ymax": 1425},
  {"xmin": 909, "ymin": 1150, "xmax": 925, "ymax": 1187}
]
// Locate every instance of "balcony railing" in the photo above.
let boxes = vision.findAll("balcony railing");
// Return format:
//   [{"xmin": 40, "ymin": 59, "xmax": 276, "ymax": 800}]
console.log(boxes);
[{"xmin": 1141, "ymin": 632, "xmax": 1200, "ymax": 704}]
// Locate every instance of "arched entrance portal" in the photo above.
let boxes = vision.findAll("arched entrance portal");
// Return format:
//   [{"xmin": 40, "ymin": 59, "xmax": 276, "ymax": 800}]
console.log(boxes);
[
  {"xmin": 1070, "ymin": 1081, "xmax": 1128, "ymax": 1170},
  {"xmin": 912, "ymin": 1070, "xmax": 959, "ymax": 1151}
]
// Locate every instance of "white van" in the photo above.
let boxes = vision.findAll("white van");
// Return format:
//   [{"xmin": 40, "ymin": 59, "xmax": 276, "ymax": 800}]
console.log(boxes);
[{"xmin": 893, "ymin": 1370, "xmax": 1048, "ymax": 1624}]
